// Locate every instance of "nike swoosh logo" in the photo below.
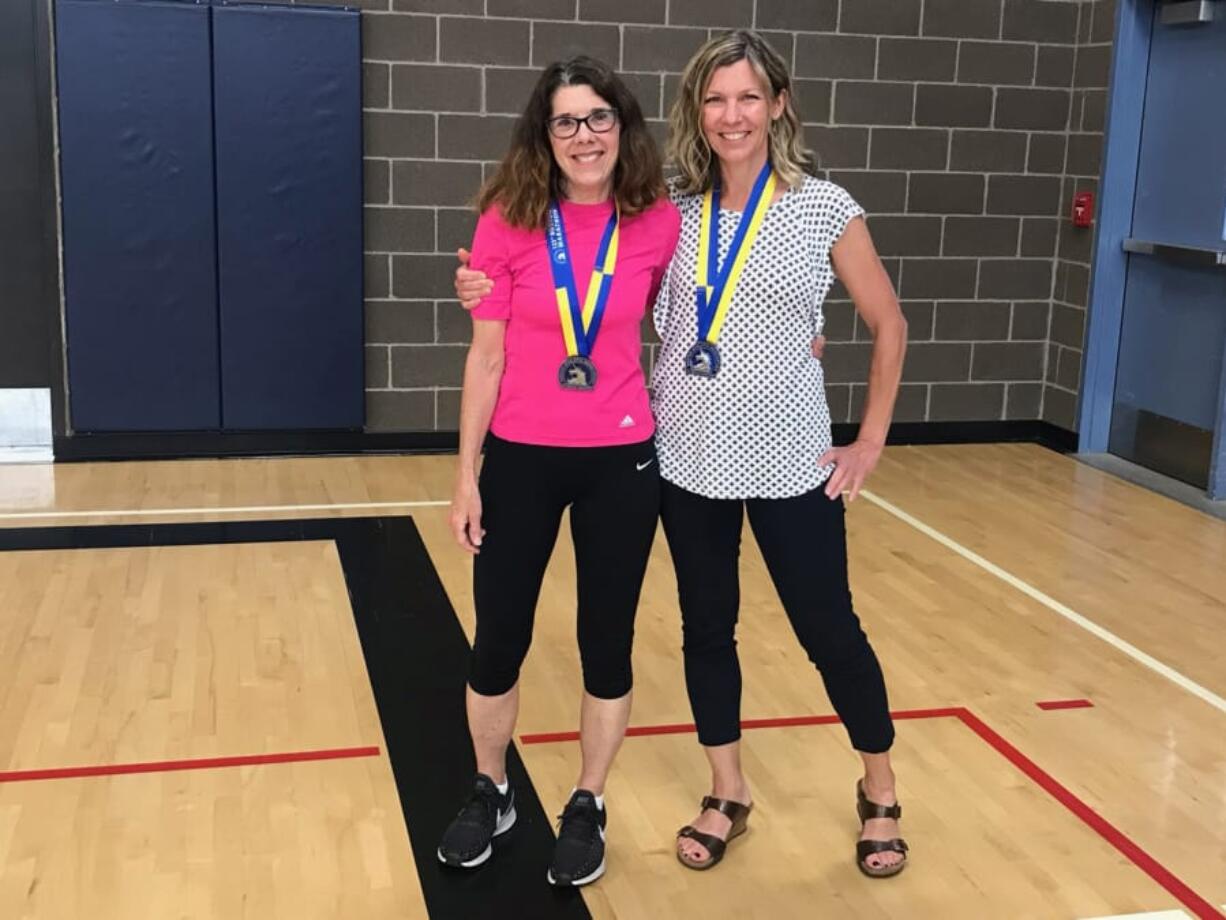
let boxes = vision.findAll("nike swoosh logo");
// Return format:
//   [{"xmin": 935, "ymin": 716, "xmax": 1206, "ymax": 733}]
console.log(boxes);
[{"xmin": 636, "ymin": 459, "xmax": 655, "ymax": 471}]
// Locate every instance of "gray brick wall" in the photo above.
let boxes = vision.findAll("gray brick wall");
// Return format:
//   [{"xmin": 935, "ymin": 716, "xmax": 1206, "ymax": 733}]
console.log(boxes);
[{"xmin": 347, "ymin": 0, "xmax": 1112, "ymax": 432}]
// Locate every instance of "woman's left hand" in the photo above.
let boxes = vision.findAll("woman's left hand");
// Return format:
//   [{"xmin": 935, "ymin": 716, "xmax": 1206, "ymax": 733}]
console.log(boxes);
[{"xmin": 817, "ymin": 438, "xmax": 884, "ymax": 502}]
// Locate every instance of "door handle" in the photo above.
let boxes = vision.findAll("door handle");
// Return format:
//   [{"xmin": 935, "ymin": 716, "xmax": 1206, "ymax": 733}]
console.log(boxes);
[
  {"xmin": 1123, "ymin": 238, "xmax": 1226, "ymax": 267},
  {"xmin": 1160, "ymin": 0, "xmax": 1214, "ymax": 26}
]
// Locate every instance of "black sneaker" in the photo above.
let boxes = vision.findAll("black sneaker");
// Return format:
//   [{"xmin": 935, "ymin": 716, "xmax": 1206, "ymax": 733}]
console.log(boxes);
[
  {"xmin": 437, "ymin": 773, "xmax": 516, "ymax": 869},
  {"xmin": 547, "ymin": 789, "xmax": 607, "ymax": 886}
]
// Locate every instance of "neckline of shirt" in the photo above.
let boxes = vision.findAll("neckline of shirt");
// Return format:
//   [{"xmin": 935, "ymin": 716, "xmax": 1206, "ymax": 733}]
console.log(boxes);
[
  {"xmin": 559, "ymin": 196, "xmax": 613, "ymax": 210},
  {"xmin": 716, "ymin": 181, "xmax": 801, "ymax": 216}
]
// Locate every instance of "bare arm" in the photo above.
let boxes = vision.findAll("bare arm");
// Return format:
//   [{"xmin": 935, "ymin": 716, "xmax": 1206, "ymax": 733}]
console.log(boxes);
[
  {"xmin": 451, "ymin": 318, "xmax": 506, "ymax": 552},
  {"xmin": 818, "ymin": 216, "xmax": 907, "ymax": 500}
]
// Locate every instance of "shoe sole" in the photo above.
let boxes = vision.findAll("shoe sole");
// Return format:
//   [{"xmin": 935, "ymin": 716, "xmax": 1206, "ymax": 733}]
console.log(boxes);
[
  {"xmin": 547, "ymin": 856, "xmax": 606, "ymax": 888},
  {"xmin": 857, "ymin": 858, "xmax": 906, "ymax": 879},
  {"xmin": 437, "ymin": 805, "xmax": 517, "ymax": 869}
]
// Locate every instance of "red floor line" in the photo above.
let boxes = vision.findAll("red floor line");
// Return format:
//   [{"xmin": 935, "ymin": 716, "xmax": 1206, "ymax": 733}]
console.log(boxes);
[
  {"xmin": 1036, "ymin": 698, "xmax": 1095, "ymax": 710},
  {"xmin": 739, "ymin": 714, "xmax": 842, "ymax": 730},
  {"xmin": 520, "ymin": 729, "xmax": 583, "ymax": 744},
  {"xmin": 951, "ymin": 708, "xmax": 1224, "ymax": 920},
  {"xmin": 0, "ymin": 745, "xmax": 381, "ymax": 784},
  {"xmin": 519, "ymin": 706, "xmax": 967, "ymax": 745}
]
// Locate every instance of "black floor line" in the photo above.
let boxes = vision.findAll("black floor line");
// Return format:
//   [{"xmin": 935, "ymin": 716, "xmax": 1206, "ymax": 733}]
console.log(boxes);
[{"xmin": 0, "ymin": 517, "xmax": 592, "ymax": 920}]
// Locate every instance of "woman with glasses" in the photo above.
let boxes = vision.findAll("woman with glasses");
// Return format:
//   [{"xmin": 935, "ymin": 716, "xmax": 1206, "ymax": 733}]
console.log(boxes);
[
  {"xmin": 455, "ymin": 31, "xmax": 910, "ymax": 880},
  {"xmin": 436, "ymin": 56, "xmax": 679, "ymax": 888}
]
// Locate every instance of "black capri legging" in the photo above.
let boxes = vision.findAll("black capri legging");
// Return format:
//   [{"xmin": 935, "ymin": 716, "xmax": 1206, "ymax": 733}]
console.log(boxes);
[
  {"xmin": 660, "ymin": 478, "xmax": 894, "ymax": 754},
  {"xmin": 469, "ymin": 434, "xmax": 660, "ymax": 699}
]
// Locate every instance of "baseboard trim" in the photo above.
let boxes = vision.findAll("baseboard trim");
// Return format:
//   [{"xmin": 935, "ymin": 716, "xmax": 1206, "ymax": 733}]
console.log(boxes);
[
  {"xmin": 838, "ymin": 420, "xmax": 1078, "ymax": 453},
  {"xmin": 54, "ymin": 430, "xmax": 458, "ymax": 462},
  {"xmin": 52, "ymin": 420, "xmax": 1078, "ymax": 463}
]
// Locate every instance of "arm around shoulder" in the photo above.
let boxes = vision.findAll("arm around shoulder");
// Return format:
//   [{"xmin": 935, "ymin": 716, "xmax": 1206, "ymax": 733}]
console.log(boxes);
[{"xmin": 462, "ymin": 207, "xmax": 514, "ymax": 319}]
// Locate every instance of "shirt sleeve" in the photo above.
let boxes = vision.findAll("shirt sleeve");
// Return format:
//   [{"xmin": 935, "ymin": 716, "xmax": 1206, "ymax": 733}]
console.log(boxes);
[
  {"xmin": 647, "ymin": 201, "xmax": 682, "ymax": 308},
  {"xmin": 656, "ymin": 177, "xmax": 689, "ymax": 332},
  {"xmin": 469, "ymin": 206, "xmax": 513, "ymax": 321},
  {"xmin": 825, "ymin": 182, "xmax": 866, "ymax": 249},
  {"xmin": 650, "ymin": 202, "xmax": 683, "ymax": 338},
  {"xmin": 651, "ymin": 273, "xmax": 671, "ymax": 340}
]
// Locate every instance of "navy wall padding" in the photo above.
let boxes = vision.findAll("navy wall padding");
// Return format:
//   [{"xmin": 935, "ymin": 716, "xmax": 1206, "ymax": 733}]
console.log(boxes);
[
  {"xmin": 213, "ymin": 3, "xmax": 364, "ymax": 430},
  {"xmin": 1, "ymin": 0, "xmax": 54, "ymax": 387},
  {"xmin": 56, "ymin": 0, "xmax": 221, "ymax": 432}
]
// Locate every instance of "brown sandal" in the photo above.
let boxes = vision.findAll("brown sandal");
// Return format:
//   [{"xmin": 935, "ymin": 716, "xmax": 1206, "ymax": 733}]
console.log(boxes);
[
  {"xmin": 855, "ymin": 780, "xmax": 908, "ymax": 878},
  {"xmin": 675, "ymin": 796, "xmax": 752, "ymax": 870}
]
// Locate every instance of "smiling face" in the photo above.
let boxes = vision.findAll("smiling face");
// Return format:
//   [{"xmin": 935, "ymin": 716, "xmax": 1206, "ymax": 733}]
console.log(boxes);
[
  {"xmin": 700, "ymin": 58, "xmax": 786, "ymax": 172},
  {"xmin": 548, "ymin": 84, "xmax": 621, "ymax": 203}
]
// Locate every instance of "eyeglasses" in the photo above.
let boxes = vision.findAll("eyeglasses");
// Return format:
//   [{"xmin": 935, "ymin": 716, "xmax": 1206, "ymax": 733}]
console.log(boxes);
[{"xmin": 547, "ymin": 108, "xmax": 619, "ymax": 139}]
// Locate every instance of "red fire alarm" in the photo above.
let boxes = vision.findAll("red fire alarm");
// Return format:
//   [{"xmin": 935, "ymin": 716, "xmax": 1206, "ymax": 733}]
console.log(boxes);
[{"xmin": 1071, "ymin": 190, "xmax": 1094, "ymax": 228}]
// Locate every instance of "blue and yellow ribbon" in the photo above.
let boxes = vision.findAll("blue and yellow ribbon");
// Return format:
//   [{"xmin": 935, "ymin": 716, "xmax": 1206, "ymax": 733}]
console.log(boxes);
[
  {"xmin": 546, "ymin": 202, "xmax": 620, "ymax": 358},
  {"xmin": 695, "ymin": 161, "xmax": 776, "ymax": 344}
]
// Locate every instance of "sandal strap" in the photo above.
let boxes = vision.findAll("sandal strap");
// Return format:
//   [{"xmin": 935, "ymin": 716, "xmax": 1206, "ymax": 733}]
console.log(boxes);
[
  {"xmin": 677, "ymin": 825, "xmax": 727, "ymax": 861},
  {"xmin": 859, "ymin": 800, "xmax": 902, "ymax": 821},
  {"xmin": 856, "ymin": 838, "xmax": 909, "ymax": 860},
  {"xmin": 699, "ymin": 796, "xmax": 752, "ymax": 824},
  {"xmin": 856, "ymin": 782, "xmax": 902, "ymax": 821}
]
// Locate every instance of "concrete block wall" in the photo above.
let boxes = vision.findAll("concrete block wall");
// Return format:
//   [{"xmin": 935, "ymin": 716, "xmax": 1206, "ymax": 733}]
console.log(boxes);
[{"xmin": 324, "ymin": 0, "xmax": 1112, "ymax": 431}]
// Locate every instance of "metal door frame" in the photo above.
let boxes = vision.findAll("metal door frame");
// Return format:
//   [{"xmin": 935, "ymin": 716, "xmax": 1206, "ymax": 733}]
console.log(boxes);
[{"xmin": 1078, "ymin": 0, "xmax": 1226, "ymax": 497}]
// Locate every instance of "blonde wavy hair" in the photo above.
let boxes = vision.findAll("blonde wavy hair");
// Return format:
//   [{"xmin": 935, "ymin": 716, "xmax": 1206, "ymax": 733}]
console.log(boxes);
[{"xmin": 666, "ymin": 30, "xmax": 815, "ymax": 195}]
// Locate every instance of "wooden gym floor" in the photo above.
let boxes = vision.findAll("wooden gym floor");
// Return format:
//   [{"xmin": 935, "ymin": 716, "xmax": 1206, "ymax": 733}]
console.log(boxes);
[{"xmin": 0, "ymin": 442, "xmax": 1223, "ymax": 919}]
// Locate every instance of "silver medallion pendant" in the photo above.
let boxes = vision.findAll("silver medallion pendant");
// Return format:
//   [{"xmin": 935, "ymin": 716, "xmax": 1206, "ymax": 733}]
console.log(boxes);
[
  {"xmin": 683, "ymin": 341, "xmax": 721, "ymax": 378},
  {"xmin": 558, "ymin": 355, "xmax": 597, "ymax": 390}
]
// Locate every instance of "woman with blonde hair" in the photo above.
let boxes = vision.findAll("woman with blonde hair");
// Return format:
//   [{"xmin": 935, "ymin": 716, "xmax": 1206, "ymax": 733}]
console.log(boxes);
[{"xmin": 654, "ymin": 29, "xmax": 909, "ymax": 878}]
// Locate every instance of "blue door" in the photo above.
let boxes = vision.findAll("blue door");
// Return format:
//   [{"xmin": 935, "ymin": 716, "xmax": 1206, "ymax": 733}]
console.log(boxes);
[{"xmin": 1107, "ymin": 5, "xmax": 1226, "ymax": 495}]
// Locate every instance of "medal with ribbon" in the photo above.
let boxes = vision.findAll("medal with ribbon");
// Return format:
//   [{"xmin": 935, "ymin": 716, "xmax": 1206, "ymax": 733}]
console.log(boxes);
[
  {"xmin": 546, "ymin": 201, "xmax": 620, "ymax": 390},
  {"xmin": 686, "ymin": 160, "xmax": 776, "ymax": 378}
]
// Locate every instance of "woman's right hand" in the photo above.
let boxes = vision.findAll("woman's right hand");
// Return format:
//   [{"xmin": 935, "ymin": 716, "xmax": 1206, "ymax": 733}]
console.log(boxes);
[
  {"xmin": 455, "ymin": 248, "xmax": 494, "ymax": 311},
  {"xmin": 450, "ymin": 474, "xmax": 485, "ymax": 553}
]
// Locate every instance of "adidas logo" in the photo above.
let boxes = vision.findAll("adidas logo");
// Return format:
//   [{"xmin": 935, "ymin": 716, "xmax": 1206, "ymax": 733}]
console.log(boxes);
[{"xmin": 619, "ymin": 415, "xmax": 635, "ymax": 428}]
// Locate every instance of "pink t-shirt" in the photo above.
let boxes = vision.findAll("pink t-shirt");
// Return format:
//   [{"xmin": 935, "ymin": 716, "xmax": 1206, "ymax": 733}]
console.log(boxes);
[{"xmin": 470, "ymin": 197, "xmax": 680, "ymax": 446}]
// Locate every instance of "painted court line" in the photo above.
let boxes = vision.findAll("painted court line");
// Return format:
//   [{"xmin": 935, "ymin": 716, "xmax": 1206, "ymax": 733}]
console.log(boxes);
[
  {"xmin": 0, "ymin": 745, "xmax": 381, "ymax": 784},
  {"xmin": 860, "ymin": 489, "xmax": 1226, "ymax": 717},
  {"xmin": 1038, "ymin": 699, "xmax": 1095, "ymax": 711},
  {"xmin": 521, "ymin": 707, "xmax": 972, "ymax": 745},
  {"xmin": 0, "ymin": 500, "xmax": 450, "ymax": 521},
  {"xmin": 522, "ymin": 712, "xmax": 843, "ymax": 745},
  {"xmin": 521, "ymin": 707, "xmax": 1225, "ymax": 920}
]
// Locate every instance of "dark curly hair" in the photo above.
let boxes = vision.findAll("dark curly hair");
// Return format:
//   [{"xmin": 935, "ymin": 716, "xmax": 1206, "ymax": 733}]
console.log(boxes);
[{"xmin": 477, "ymin": 56, "xmax": 665, "ymax": 229}]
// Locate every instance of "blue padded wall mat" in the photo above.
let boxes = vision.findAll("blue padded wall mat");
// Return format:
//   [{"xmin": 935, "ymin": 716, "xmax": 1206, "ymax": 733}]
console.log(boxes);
[
  {"xmin": 56, "ymin": 0, "xmax": 221, "ymax": 432},
  {"xmin": 212, "ymin": 2, "xmax": 365, "ymax": 430}
]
